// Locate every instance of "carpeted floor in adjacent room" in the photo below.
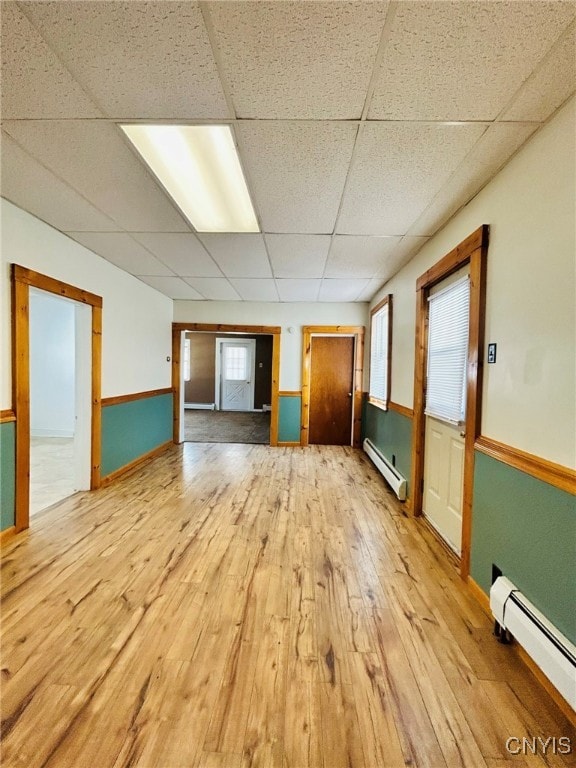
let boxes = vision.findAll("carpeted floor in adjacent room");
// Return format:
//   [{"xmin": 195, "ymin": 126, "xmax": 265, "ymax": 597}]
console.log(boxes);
[{"xmin": 184, "ymin": 409, "xmax": 271, "ymax": 444}]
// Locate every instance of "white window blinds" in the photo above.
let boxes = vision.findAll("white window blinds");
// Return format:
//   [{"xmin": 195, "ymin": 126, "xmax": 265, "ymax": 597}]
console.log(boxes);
[
  {"xmin": 425, "ymin": 277, "xmax": 470, "ymax": 424},
  {"xmin": 369, "ymin": 298, "xmax": 390, "ymax": 406}
]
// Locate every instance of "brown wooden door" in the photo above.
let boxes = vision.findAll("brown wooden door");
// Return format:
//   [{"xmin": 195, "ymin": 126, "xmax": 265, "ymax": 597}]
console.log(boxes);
[{"xmin": 309, "ymin": 336, "xmax": 354, "ymax": 445}]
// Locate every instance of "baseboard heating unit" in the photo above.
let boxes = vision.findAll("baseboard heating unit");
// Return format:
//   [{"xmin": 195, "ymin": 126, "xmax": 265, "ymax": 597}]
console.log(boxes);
[
  {"xmin": 490, "ymin": 576, "xmax": 576, "ymax": 709},
  {"xmin": 363, "ymin": 438, "xmax": 407, "ymax": 501}
]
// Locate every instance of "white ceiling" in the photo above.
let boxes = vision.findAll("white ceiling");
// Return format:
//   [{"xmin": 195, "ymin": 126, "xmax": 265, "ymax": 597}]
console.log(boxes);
[{"xmin": 1, "ymin": 1, "xmax": 575, "ymax": 303}]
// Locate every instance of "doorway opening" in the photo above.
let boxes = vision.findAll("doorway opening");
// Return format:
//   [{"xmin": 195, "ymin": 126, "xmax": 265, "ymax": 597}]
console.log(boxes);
[
  {"xmin": 11, "ymin": 265, "xmax": 102, "ymax": 532},
  {"xmin": 172, "ymin": 322, "xmax": 281, "ymax": 446},
  {"xmin": 411, "ymin": 226, "xmax": 489, "ymax": 579},
  {"xmin": 300, "ymin": 326, "xmax": 365, "ymax": 447},
  {"xmin": 29, "ymin": 288, "xmax": 92, "ymax": 514}
]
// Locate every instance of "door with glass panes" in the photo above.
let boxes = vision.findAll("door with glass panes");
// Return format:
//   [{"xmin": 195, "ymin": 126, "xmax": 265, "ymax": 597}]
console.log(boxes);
[{"xmin": 218, "ymin": 339, "xmax": 255, "ymax": 411}]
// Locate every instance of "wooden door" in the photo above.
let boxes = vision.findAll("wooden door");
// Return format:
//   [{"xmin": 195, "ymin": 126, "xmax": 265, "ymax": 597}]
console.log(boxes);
[{"xmin": 309, "ymin": 336, "xmax": 354, "ymax": 445}]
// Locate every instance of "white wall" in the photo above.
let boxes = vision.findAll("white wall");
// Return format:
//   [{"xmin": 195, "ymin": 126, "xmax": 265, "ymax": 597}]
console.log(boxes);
[
  {"xmin": 29, "ymin": 289, "xmax": 75, "ymax": 436},
  {"xmin": 173, "ymin": 301, "xmax": 369, "ymax": 390},
  {"xmin": 371, "ymin": 96, "xmax": 576, "ymax": 468},
  {"xmin": 0, "ymin": 199, "xmax": 173, "ymax": 407}
]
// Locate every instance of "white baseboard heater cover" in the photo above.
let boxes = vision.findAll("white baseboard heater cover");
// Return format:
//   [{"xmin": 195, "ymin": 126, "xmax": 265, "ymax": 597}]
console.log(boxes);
[
  {"xmin": 490, "ymin": 576, "xmax": 576, "ymax": 709},
  {"xmin": 184, "ymin": 403, "xmax": 215, "ymax": 410},
  {"xmin": 363, "ymin": 438, "xmax": 407, "ymax": 501}
]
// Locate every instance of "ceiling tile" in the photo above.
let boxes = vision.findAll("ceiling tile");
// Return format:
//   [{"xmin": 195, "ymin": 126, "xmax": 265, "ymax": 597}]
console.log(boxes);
[
  {"xmin": 137, "ymin": 276, "xmax": 204, "ymax": 300},
  {"xmin": 238, "ymin": 122, "xmax": 357, "ymax": 233},
  {"xmin": 131, "ymin": 233, "xmax": 221, "ymax": 277},
  {"xmin": 337, "ymin": 123, "xmax": 485, "ymax": 235},
  {"xmin": 356, "ymin": 278, "xmax": 387, "ymax": 303},
  {"xmin": 276, "ymin": 279, "xmax": 321, "ymax": 302},
  {"xmin": 67, "ymin": 232, "xmax": 174, "ymax": 276},
  {"xmin": 325, "ymin": 236, "xmax": 401, "ymax": 278},
  {"xmin": 318, "ymin": 279, "xmax": 370, "ymax": 302},
  {"xmin": 208, "ymin": 1, "xmax": 388, "ymax": 119},
  {"xmin": 1, "ymin": 2, "xmax": 103, "ymax": 119},
  {"xmin": 265, "ymin": 234, "xmax": 330, "ymax": 278},
  {"xmin": 390, "ymin": 236, "xmax": 430, "ymax": 264},
  {"xmin": 183, "ymin": 278, "xmax": 241, "ymax": 301},
  {"xmin": 408, "ymin": 123, "xmax": 538, "ymax": 236},
  {"xmin": 1, "ymin": 132, "xmax": 119, "ymax": 232},
  {"xmin": 374, "ymin": 236, "xmax": 431, "ymax": 284},
  {"xmin": 502, "ymin": 25, "xmax": 576, "ymax": 122},
  {"xmin": 2, "ymin": 120, "xmax": 190, "ymax": 232},
  {"xmin": 198, "ymin": 234, "xmax": 271, "ymax": 277},
  {"xmin": 228, "ymin": 279, "xmax": 279, "ymax": 302},
  {"xmin": 368, "ymin": 1, "xmax": 576, "ymax": 121},
  {"xmin": 20, "ymin": 1, "xmax": 229, "ymax": 119}
]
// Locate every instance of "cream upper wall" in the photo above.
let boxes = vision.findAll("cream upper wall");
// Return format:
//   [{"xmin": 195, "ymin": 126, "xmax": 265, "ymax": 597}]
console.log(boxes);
[
  {"xmin": 0, "ymin": 199, "xmax": 173, "ymax": 407},
  {"xmin": 371, "ymin": 96, "xmax": 576, "ymax": 468},
  {"xmin": 173, "ymin": 301, "xmax": 369, "ymax": 391}
]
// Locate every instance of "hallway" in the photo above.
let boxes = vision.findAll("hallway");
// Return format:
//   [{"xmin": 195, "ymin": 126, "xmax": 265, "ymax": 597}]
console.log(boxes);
[{"xmin": 1, "ymin": 444, "xmax": 573, "ymax": 767}]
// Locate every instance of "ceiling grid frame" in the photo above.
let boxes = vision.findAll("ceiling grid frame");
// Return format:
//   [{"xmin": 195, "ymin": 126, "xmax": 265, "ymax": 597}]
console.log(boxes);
[{"xmin": 1, "ymin": 0, "xmax": 574, "ymax": 302}]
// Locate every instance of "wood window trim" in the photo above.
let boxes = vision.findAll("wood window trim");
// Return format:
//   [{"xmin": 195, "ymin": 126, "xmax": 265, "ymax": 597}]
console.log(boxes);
[
  {"xmin": 11, "ymin": 264, "xmax": 103, "ymax": 533},
  {"xmin": 410, "ymin": 225, "xmax": 489, "ymax": 580},
  {"xmin": 172, "ymin": 323, "xmax": 281, "ymax": 446},
  {"xmin": 368, "ymin": 294, "xmax": 392, "ymax": 410},
  {"xmin": 300, "ymin": 325, "xmax": 365, "ymax": 448}
]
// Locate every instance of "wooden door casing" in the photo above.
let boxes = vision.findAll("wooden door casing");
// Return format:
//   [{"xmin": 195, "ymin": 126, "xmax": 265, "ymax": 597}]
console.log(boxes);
[{"xmin": 308, "ymin": 336, "xmax": 354, "ymax": 445}]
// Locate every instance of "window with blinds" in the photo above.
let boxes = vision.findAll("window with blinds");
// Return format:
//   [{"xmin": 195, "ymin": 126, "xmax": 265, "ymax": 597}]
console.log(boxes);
[
  {"xmin": 425, "ymin": 276, "xmax": 470, "ymax": 424},
  {"xmin": 369, "ymin": 295, "xmax": 392, "ymax": 408}
]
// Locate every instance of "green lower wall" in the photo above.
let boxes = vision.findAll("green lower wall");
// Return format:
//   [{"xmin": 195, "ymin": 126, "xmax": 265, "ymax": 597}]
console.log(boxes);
[
  {"xmin": 362, "ymin": 402, "xmax": 413, "ymax": 494},
  {"xmin": 101, "ymin": 393, "xmax": 173, "ymax": 478},
  {"xmin": 471, "ymin": 451, "xmax": 576, "ymax": 644},
  {"xmin": 278, "ymin": 395, "xmax": 301, "ymax": 443},
  {"xmin": 1, "ymin": 422, "xmax": 16, "ymax": 531}
]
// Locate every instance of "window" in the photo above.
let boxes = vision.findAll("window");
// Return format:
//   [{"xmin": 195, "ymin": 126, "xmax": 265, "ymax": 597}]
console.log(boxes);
[
  {"xmin": 425, "ymin": 276, "xmax": 470, "ymax": 424},
  {"xmin": 369, "ymin": 295, "xmax": 392, "ymax": 409},
  {"xmin": 183, "ymin": 338, "xmax": 191, "ymax": 382},
  {"xmin": 224, "ymin": 346, "xmax": 248, "ymax": 380}
]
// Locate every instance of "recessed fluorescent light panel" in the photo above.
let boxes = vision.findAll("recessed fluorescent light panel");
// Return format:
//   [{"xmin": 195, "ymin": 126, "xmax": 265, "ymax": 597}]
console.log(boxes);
[{"xmin": 120, "ymin": 124, "xmax": 259, "ymax": 233}]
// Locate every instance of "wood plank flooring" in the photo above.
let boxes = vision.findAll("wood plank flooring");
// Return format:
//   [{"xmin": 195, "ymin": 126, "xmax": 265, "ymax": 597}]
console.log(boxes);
[{"xmin": 1, "ymin": 443, "xmax": 574, "ymax": 768}]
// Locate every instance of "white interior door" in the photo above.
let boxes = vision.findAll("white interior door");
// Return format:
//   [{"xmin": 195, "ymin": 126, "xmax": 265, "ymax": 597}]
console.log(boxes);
[
  {"xmin": 422, "ymin": 266, "xmax": 470, "ymax": 555},
  {"xmin": 423, "ymin": 417, "xmax": 465, "ymax": 554},
  {"xmin": 218, "ymin": 340, "xmax": 255, "ymax": 411}
]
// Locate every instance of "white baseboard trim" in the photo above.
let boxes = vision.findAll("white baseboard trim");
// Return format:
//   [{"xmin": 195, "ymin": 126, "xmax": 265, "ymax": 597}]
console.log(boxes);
[{"xmin": 31, "ymin": 428, "xmax": 74, "ymax": 438}]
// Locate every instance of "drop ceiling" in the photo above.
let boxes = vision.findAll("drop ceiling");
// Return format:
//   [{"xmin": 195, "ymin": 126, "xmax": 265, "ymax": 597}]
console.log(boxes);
[{"xmin": 1, "ymin": 1, "xmax": 575, "ymax": 303}]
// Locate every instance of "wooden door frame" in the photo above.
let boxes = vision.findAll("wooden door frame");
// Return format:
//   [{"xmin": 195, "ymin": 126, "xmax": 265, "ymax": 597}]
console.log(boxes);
[
  {"xmin": 410, "ymin": 225, "xmax": 489, "ymax": 579},
  {"xmin": 172, "ymin": 323, "xmax": 281, "ymax": 446},
  {"xmin": 11, "ymin": 265, "xmax": 103, "ymax": 532},
  {"xmin": 301, "ymin": 326, "xmax": 365, "ymax": 448}
]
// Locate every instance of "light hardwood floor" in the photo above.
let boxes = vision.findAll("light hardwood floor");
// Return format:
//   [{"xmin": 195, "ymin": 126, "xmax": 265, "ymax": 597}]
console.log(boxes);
[{"xmin": 1, "ymin": 444, "xmax": 574, "ymax": 768}]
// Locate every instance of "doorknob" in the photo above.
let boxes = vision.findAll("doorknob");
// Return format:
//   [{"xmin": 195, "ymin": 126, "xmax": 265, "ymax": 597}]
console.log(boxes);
[
  {"xmin": 347, "ymin": 392, "xmax": 352, "ymax": 397},
  {"xmin": 460, "ymin": 431, "xmax": 466, "ymax": 437}
]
